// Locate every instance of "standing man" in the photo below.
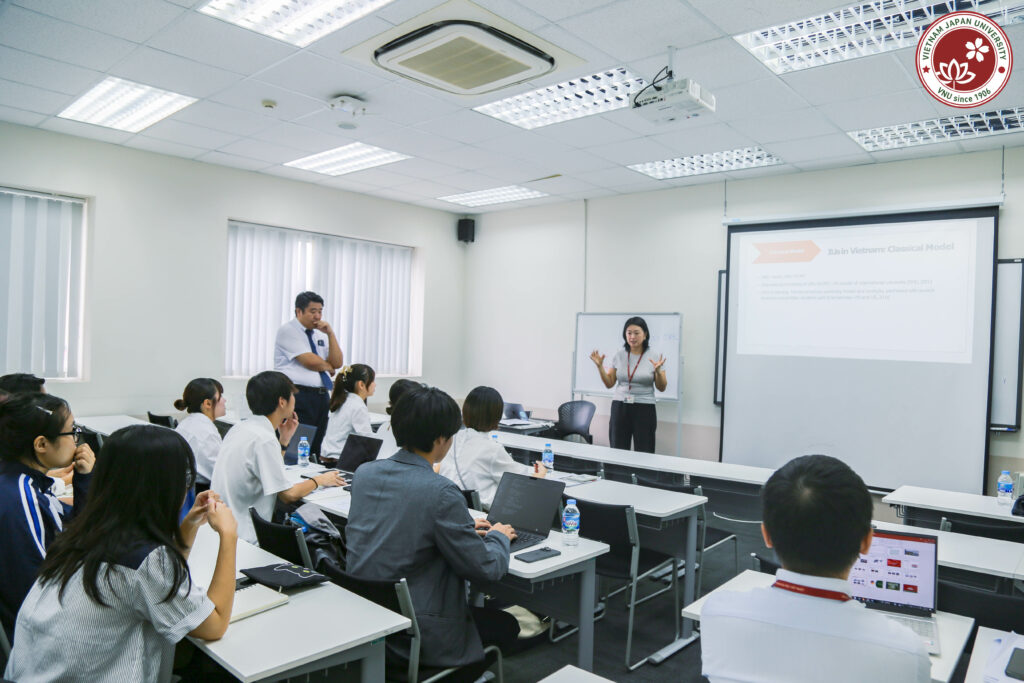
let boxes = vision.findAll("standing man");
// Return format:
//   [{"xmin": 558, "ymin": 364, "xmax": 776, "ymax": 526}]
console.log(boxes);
[{"xmin": 273, "ymin": 291, "xmax": 343, "ymax": 457}]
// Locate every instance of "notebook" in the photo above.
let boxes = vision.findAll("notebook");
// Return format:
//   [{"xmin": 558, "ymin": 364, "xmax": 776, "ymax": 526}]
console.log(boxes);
[
  {"xmin": 230, "ymin": 581, "xmax": 289, "ymax": 622},
  {"xmin": 848, "ymin": 528, "xmax": 941, "ymax": 654},
  {"xmin": 487, "ymin": 473, "xmax": 566, "ymax": 553}
]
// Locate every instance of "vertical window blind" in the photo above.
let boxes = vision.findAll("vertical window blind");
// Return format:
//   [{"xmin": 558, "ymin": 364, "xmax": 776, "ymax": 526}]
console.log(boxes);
[
  {"xmin": 225, "ymin": 221, "xmax": 413, "ymax": 377},
  {"xmin": 0, "ymin": 187, "xmax": 86, "ymax": 379}
]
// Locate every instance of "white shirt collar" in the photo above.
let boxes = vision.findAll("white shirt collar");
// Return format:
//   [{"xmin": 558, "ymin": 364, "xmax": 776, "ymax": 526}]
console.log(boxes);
[
  {"xmin": 774, "ymin": 568, "xmax": 853, "ymax": 597},
  {"xmin": 251, "ymin": 415, "xmax": 276, "ymax": 434}
]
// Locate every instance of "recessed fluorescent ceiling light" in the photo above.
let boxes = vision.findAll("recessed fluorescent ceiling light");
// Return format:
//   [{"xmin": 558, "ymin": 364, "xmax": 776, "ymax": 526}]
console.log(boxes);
[
  {"xmin": 58, "ymin": 77, "xmax": 196, "ymax": 133},
  {"xmin": 439, "ymin": 185, "xmax": 548, "ymax": 207},
  {"xmin": 285, "ymin": 142, "xmax": 410, "ymax": 175},
  {"xmin": 474, "ymin": 66, "xmax": 646, "ymax": 129},
  {"xmin": 628, "ymin": 147, "xmax": 784, "ymax": 179},
  {"xmin": 736, "ymin": 0, "xmax": 1024, "ymax": 75},
  {"xmin": 198, "ymin": 0, "xmax": 397, "ymax": 47},
  {"xmin": 849, "ymin": 108, "xmax": 1024, "ymax": 151}
]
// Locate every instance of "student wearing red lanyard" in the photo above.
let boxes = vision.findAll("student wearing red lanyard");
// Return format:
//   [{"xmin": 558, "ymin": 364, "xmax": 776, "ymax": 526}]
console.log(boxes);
[
  {"xmin": 700, "ymin": 455, "xmax": 930, "ymax": 682},
  {"xmin": 589, "ymin": 316, "xmax": 666, "ymax": 452}
]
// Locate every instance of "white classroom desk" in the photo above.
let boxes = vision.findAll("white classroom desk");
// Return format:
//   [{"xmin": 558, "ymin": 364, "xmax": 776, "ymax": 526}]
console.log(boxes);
[
  {"xmin": 294, "ymin": 469, "xmax": 610, "ymax": 672},
  {"xmin": 884, "ymin": 485, "xmax": 1024, "ymax": 524},
  {"xmin": 538, "ymin": 665, "xmax": 615, "ymax": 682},
  {"xmin": 187, "ymin": 525, "xmax": 409, "ymax": 682},
  {"xmin": 873, "ymin": 520, "xmax": 1024, "ymax": 580},
  {"xmin": 219, "ymin": 412, "xmax": 388, "ymax": 428},
  {"xmin": 682, "ymin": 570, "xmax": 974, "ymax": 683},
  {"xmin": 77, "ymin": 413, "xmax": 149, "ymax": 436},
  {"xmin": 964, "ymin": 626, "xmax": 1018, "ymax": 683},
  {"xmin": 493, "ymin": 432, "xmax": 772, "ymax": 486}
]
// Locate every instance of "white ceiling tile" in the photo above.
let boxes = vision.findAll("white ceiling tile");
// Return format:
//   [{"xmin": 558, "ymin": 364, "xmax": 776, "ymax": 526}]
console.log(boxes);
[
  {"xmin": 577, "ymin": 165, "xmax": 655, "ymax": 188},
  {"xmin": 172, "ymin": 100, "xmax": 276, "ymax": 136},
  {"xmin": 530, "ymin": 22, "xmax": 616, "ymax": 66},
  {"xmin": 341, "ymin": 166, "xmax": 418, "ymax": 187},
  {"xmin": 727, "ymin": 108, "xmax": 840, "ymax": 144},
  {"xmin": 532, "ymin": 115, "xmax": 638, "ymax": 147},
  {"xmin": 13, "ymin": 0, "xmax": 185, "ymax": 42},
  {"xmin": 0, "ymin": 105, "xmax": 47, "ymax": 127},
  {"xmin": 293, "ymin": 106, "xmax": 406, "ymax": 138},
  {"xmin": 165, "ymin": 0, "xmax": 202, "ymax": 6},
  {"xmin": 195, "ymin": 150, "xmax": 273, "ymax": 171},
  {"xmin": 586, "ymin": 136, "xmax": 673, "ymax": 165},
  {"xmin": 109, "ymin": 47, "xmax": 239, "ymax": 99},
  {"xmin": 124, "ymin": 135, "xmax": 206, "ymax": 159},
  {"xmin": 253, "ymin": 52, "xmax": 393, "ymax": 102},
  {"xmin": 387, "ymin": 179, "xmax": 461, "ymax": 199},
  {"xmin": 374, "ymin": 0, "xmax": 447, "ymax": 25},
  {"xmin": 308, "ymin": 15, "xmax": 397, "ymax": 59},
  {"xmin": 871, "ymin": 144, "xmax": 965, "ymax": 163},
  {"xmin": 781, "ymin": 53, "xmax": 917, "ymax": 106},
  {"xmin": 513, "ymin": 0, "xmax": 616, "ymax": 23},
  {"xmin": 560, "ymin": 187, "xmax": 615, "ymax": 200},
  {"xmin": 525, "ymin": 175, "xmax": 601, "ymax": 195},
  {"xmin": 359, "ymin": 82, "xmax": 463, "ymax": 126},
  {"xmin": 140, "ymin": 118, "xmax": 242, "ymax": 148},
  {"xmin": 0, "ymin": 46, "xmax": 103, "ymax": 96},
  {"xmin": 556, "ymin": 1, "xmax": 723, "ymax": 63},
  {"xmin": 606, "ymin": 177, "xmax": 677, "ymax": 193},
  {"xmin": 384, "ymin": 157, "xmax": 460, "ymax": 180},
  {"xmin": 0, "ymin": 6, "xmax": 136, "ymax": 71},
  {"xmin": 817, "ymin": 89, "xmax": 942, "ymax": 131},
  {"xmin": 722, "ymin": 163, "xmax": 796, "ymax": 180},
  {"xmin": 534, "ymin": 149, "xmax": 616, "ymax": 174},
  {"xmin": 39, "ymin": 116, "xmax": 134, "ymax": 144},
  {"xmin": 261, "ymin": 165, "xmax": 336, "ymax": 184},
  {"xmin": 601, "ymin": 106, "xmax": 704, "ymax": 136},
  {"xmin": 687, "ymin": 0, "xmax": 854, "ymax": 35},
  {"xmin": 471, "ymin": 0, "xmax": 549, "ymax": 30},
  {"xmin": 426, "ymin": 144, "xmax": 500, "ymax": 171},
  {"xmin": 645, "ymin": 123, "xmax": 754, "ymax": 156},
  {"xmin": 764, "ymin": 132, "xmax": 868, "ymax": 163},
  {"xmin": 320, "ymin": 175, "xmax": 378, "ymax": 193},
  {"xmin": 251, "ymin": 122, "xmax": 357, "ymax": 153},
  {"xmin": 473, "ymin": 158, "xmax": 553, "ymax": 183},
  {"xmin": 959, "ymin": 134, "xmax": 1024, "ymax": 153},
  {"xmin": 474, "ymin": 129, "xmax": 574, "ymax": 159},
  {"xmin": 357, "ymin": 125, "xmax": 461, "ymax": 157},
  {"xmin": 430, "ymin": 170, "xmax": 505, "ymax": 191},
  {"xmin": 627, "ymin": 36, "xmax": 770, "ymax": 91},
  {"xmin": 0, "ymin": 78, "xmax": 72, "ymax": 115},
  {"xmin": 210, "ymin": 80, "xmax": 325, "ymax": 122},
  {"xmin": 413, "ymin": 109, "xmax": 514, "ymax": 144},
  {"xmin": 714, "ymin": 78, "xmax": 810, "ymax": 121},
  {"xmin": 793, "ymin": 153, "xmax": 876, "ymax": 172},
  {"xmin": 148, "ymin": 11, "xmax": 296, "ymax": 75},
  {"xmin": 219, "ymin": 137, "xmax": 314, "ymax": 163}
]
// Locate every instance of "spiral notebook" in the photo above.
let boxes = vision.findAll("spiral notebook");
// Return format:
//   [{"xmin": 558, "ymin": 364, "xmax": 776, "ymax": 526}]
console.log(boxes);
[{"xmin": 230, "ymin": 581, "xmax": 289, "ymax": 622}]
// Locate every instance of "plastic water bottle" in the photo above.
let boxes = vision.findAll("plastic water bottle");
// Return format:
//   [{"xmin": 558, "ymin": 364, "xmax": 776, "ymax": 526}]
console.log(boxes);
[
  {"xmin": 297, "ymin": 437, "xmax": 310, "ymax": 468},
  {"xmin": 542, "ymin": 443, "xmax": 554, "ymax": 472},
  {"xmin": 997, "ymin": 470, "xmax": 1014, "ymax": 505},
  {"xmin": 562, "ymin": 499, "xmax": 580, "ymax": 546}
]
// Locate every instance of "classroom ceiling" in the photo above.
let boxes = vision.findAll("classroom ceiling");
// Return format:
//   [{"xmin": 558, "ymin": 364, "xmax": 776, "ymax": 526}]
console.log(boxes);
[{"xmin": 1, "ymin": 0, "xmax": 1023, "ymax": 213}]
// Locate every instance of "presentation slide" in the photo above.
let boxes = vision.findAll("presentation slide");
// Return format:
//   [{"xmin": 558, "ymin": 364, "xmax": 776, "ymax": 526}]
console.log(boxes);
[
  {"xmin": 721, "ymin": 209, "xmax": 996, "ymax": 493},
  {"xmin": 849, "ymin": 532, "xmax": 937, "ymax": 610}
]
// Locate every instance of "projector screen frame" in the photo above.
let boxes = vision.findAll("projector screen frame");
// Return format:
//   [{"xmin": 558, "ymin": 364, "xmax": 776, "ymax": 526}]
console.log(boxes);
[{"xmin": 718, "ymin": 206, "xmax": 1000, "ymax": 494}]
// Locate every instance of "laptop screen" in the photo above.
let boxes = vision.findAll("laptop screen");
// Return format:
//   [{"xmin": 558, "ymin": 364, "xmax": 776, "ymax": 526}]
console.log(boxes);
[
  {"xmin": 487, "ymin": 472, "xmax": 565, "ymax": 535},
  {"xmin": 848, "ymin": 529, "xmax": 938, "ymax": 612},
  {"xmin": 336, "ymin": 434, "xmax": 384, "ymax": 473}
]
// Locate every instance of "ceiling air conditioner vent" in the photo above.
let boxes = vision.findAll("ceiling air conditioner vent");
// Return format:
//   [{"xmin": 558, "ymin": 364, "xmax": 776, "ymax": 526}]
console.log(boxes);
[{"xmin": 373, "ymin": 20, "xmax": 555, "ymax": 96}]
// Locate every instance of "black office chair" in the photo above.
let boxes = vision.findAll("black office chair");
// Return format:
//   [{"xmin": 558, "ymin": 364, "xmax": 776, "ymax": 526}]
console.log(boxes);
[
  {"xmin": 320, "ymin": 561, "xmax": 503, "ymax": 683},
  {"xmin": 79, "ymin": 427, "xmax": 102, "ymax": 453},
  {"xmin": 553, "ymin": 401, "xmax": 596, "ymax": 444},
  {"xmin": 213, "ymin": 419, "xmax": 233, "ymax": 438},
  {"xmin": 938, "ymin": 580, "xmax": 1024, "ymax": 648},
  {"xmin": 249, "ymin": 507, "xmax": 314, "ymax": 570},
  {"xmin": 939, "ymin": 516, "xmax": 1024, "ymax": 543},
  {"xmin": 750, "ymin": 552, "xmax": 781, "ymax": 575},
  {"xmin": 459, "ymin": 489, "xmax": 482, "ymax": 511},
  {"xmin": 552, "ymin": 457, "xmax": 604, "ymax": 478},
  {"xmin": 147, "ymin": 412, "xmax": 177, "ymax": 428},
  {"xmin": 0, "ymin": 625, "xmax": 10, "ymax": 672}
]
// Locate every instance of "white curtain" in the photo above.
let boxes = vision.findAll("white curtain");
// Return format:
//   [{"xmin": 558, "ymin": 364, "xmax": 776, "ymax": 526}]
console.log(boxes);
[
  {"xmin": 0, "ymin": 187, "xmax": 85, "ymax": 379},
  {"xmin": 225, "ymin": 221, "xmax": 413, "ymax": 377}
]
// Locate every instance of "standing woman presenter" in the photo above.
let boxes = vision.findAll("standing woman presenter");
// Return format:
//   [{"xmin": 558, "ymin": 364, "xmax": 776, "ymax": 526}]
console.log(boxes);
[{"xmin": 590, "ymin": 316, "xmax": 666, "ymax": 452}]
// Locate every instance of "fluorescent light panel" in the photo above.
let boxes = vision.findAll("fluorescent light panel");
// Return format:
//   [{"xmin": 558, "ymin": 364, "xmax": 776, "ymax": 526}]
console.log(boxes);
[
  {"xmin": 736, "ymin": 0, "xmax": 1024, "ymax": 75},
  {"xmin": 285, "ymin": 142, "xmax": 410, "ymax": 175},
  {"xmin": 58, "ymin": 77, "xmax": 196, "ymax": 133},
  {"xmin": 198, "ymin": 0, "xmax": 397, "ymax": 47},
  {"xmin": 849, "ymin": 107, "xmax": 1024, "ymax": 151},
  {"xmin": 474, "ymin": 67, "xmax": 647, "ymax": 129},
  {"xmin": 629, "ymin": 147, "xmax": 784, "ymax": 179},
  {"xmin": 439, "ymin": 185, "xmax": 548, "ymax": 207}
]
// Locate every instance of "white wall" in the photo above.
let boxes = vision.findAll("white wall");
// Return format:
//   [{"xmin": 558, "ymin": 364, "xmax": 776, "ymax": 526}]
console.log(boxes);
[{"xmin": 0, "ymin": 122, "xmax": 463, "ymax": 417}]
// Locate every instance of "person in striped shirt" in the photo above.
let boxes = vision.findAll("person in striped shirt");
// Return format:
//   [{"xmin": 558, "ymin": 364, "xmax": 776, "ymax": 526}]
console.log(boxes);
[{"xmin": 0, "ymin": 392, "xmax": 94, "ymax": 642}]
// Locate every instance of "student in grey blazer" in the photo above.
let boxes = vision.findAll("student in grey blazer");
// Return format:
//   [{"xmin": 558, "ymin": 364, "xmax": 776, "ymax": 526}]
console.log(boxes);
[{"xmin": 345, "ymin": 386, "xmax": 520, "ymax": 676}]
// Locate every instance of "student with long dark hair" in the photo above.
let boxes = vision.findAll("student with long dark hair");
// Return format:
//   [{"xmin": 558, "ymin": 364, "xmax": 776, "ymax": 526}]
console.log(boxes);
[
  {"xmin": 174, "ymin": 377, "xmax": 226, "ymax": 489},
  {"xmin": 589, "ymin": 316, "xmax": 667, "ymax": 452},
  {"xmin": 0, "ymin": 393, "xmax": 95, "ymax": 641},
  {"xmin": 4, "ymin": 425, "xmax": 239, "ymax": 682},
  {"xmin": 375, "ymin": 378, "xmax": 420, "ymax": 459},
  {"xmin": 321, "ymin": 364, "xmax": 376, "ymax": 457}
]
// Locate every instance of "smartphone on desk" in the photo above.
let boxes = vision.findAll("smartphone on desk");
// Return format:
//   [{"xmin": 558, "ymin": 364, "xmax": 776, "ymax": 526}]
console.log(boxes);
[
  {"xmin": 1007, "ymin": 647, "xmax": 1024, "ymax": 680},
  {"xmin": 516, "ymin": 547, "xmax": 561, "ymax": 563}
]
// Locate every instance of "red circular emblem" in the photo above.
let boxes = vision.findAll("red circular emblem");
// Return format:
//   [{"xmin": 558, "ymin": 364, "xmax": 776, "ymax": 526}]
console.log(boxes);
[{"xmin": 916, "ymin": 11, "xmax": 1012, "ymax": 108}]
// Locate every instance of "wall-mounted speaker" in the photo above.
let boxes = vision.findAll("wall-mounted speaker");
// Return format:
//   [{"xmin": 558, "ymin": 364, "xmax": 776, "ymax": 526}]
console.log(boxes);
[{"xmin": 457, "ymin": 218, "xmax": 475, "ymax": 243}]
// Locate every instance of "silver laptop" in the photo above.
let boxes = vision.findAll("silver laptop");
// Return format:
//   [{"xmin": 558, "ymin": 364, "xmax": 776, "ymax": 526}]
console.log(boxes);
[{"xmin": 848, "ymin": 528, "xmax": 940, "ymax": 654}]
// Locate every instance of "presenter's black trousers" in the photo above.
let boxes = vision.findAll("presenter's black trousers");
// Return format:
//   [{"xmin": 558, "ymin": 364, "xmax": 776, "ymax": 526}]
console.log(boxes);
[
  {"xmin": 294, "ymin": 386, "xmax": 329, "ymax": 457},
  {"xmin": 609, "ymin": 400, "xmax": 657, "ymax": 453}
]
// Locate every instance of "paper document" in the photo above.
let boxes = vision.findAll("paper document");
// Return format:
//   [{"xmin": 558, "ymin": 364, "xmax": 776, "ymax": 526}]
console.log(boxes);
[
  {"xmin": 231, "ymin": 583, "xmax": 288, "ymax": 622},
  {"xmin": 499, "ymin": 419, "xmax": 532, "ymax": 426},
  {"xmin": 984, "ymin": 631, "xmax": 1024, "ymax": 682}
]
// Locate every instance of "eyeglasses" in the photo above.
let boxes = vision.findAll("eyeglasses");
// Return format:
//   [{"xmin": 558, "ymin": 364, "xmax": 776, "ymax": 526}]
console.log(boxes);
[{"xmin": 57, "ymin": 425, "xmax": 84, "ymax": 445}]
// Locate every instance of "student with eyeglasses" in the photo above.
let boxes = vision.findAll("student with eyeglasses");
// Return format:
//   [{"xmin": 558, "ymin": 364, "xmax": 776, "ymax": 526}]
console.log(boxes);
[{"xmin": 0, "ymin": 392, "xmax": 95, "ymax": 642}]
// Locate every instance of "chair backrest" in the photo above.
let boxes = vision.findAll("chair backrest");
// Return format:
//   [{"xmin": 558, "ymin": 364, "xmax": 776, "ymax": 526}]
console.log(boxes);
[
  {"xmin": 248, "ymin": 507, "xmax": 314, "ymax": 569},
  {"xmin": 213, "ymin": 419, "xmax": 233, "ymax": 438},
  {"xmin": 940, "ymin": 516, "xmax": 1024, "ymax": 543},
  {"xmin": 556, "ymin": 401, "xmax": 596, "ymax": 437},
  {"xmin": 147, "ymin": 412, "xmax": 177, "ymax": 428},
  {"xmin": 565, "ymin": 495, "xmax": 637, "ymax": 570},
  {"xmin": 0, "ymin": 624, "xmax": 10, "ymax": 666},
  {"xmin": 460, "ymin": 489, "xmax": 482, "ymax": 510},
  {"xmin": 283, "ymin": 423, "xmax": 317, "ymax": 465},
  {"xmin": 938, "ymin": 580, "xmax": 1024, "ymax": 632},
  {"xmin": 80, "ymin": 428, "xmax": 102, "ymax": 453},
  {"xmin": 750, "ymin": 552, "xmax": 781, "ymax": 575},
  {"xmin": 554, "ymin": 457, "xmax": 604, "ymax": 478}
]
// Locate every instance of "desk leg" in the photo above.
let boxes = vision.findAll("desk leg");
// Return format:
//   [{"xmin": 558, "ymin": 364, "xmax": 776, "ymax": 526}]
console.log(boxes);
[
  {"xmin": 647, "ymin": 513, "xmax": 700, "ymax": 665},
  {"xmin": 578, "ymin": 561, "xmax": 596, "ymax": 671},
  {"xmin": 361, "ymin": 641, "xmax": 385, "ymax": 683}
]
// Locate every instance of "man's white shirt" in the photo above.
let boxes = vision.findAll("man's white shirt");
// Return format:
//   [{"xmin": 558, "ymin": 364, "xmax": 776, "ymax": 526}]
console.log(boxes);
[{"xmin": 274, "ymin": 318, "xmax": 329, "ymax": 388}]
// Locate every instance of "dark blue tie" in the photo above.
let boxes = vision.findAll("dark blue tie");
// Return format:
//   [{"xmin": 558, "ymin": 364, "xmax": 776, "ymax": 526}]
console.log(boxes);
[{"xmin": 305, "ymin": 328, "xmax": 333, "ymax": 390}]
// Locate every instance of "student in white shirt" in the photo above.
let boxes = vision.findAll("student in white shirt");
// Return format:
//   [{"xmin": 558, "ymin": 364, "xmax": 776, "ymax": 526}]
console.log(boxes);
[
  {"xmin": 4, "ymin": 425, "xmax": 238, "ymax": 683},
  {"xmin": 438, "ymin": 386, "xmax": 546, "ymax": 509},
  {"xmin": 173, "ymin": 378, "xmax": 226, "ymax": 489},
  {"xmin": 210, "ymin": 371, "xmax": 345, "ymax": 544},
  {"xmin": 321, "ymin": 364, "xmax": 376, "ymax": 458},
  {"xmin": 700, "ymin": 455, "xmax": 930, "ymax": 683},
  {"xmin": 375, "ymin": 378, "xmax": 420, "ymax": 460}
]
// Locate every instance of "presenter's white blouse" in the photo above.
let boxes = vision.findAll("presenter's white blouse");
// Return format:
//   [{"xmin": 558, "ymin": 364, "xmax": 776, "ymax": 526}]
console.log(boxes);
[
  {"xmin": 611, "ymin": 347, "xmax": 659, "ymax": 404},
  {"xmin": 273, "ymin": 318, "xmax": 329, "ymax": 388},
  {"xmin": 438, "ymin": 428, "xmax": 533, "ymax": 509},
  {"xmin": 175, "ymin": 413, "xmax": 222, "ymax": 484},
  {"xmin": 322, "ymin": 392, "xmax": 373, "ymax": 457}
]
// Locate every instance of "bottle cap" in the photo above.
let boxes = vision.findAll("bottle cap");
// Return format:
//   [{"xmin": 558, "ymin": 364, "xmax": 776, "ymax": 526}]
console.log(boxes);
[
  {"xmin": 567, "ymin": 499, "xmax": 576, "ymax": 506},
  {"xmin": 1002, "ymin": 470, "xmax": 1011, "ymax": 475},
  {"xmin": 545, "ymin": 443, "xmax": 551, "ymax": 447},
  {"xmin": 299, "ymin": 436, "xmax": 308, "ymax": 442}
]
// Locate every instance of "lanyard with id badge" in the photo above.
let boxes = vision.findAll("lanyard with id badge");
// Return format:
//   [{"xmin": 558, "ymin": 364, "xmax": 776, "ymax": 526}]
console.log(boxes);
[{"xmin": 624, "ymin": 351, "xmax": 644, "ymax": 403}]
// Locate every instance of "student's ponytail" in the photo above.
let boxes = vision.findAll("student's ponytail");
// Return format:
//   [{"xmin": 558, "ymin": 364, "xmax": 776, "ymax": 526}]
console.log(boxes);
[
  {"xmin": 329, "ymin": 364, "xmax": 375, "ymax": 412},
  {"xmin": 174, "ymin": 378, "xmax": 223, "ymax": 414}
]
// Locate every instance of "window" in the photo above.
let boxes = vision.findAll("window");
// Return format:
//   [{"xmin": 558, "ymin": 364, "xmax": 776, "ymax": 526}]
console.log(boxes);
[
  {"xmin": 0, "ymin": 187, "xmax": 86, "ymax": 379},
  {"xmin": 225, "ymin": 220, "xmax": 413, "ymax": 377}
]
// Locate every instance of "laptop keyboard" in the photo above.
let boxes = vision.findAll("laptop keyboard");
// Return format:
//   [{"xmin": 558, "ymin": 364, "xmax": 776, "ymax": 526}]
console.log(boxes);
[
  {"xmin": 885, "ymin": 614, "xmax": 938, "ymax": 651},
  {"xmin": 509, "ymin": 530, "xmax": 547, "ymax": 552}
]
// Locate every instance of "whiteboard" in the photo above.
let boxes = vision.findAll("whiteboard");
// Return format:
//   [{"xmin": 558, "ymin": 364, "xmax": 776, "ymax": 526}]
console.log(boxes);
[
  {"xmin": 991, "ymin": 259, "xmax": 1024, "ymax": 430},
  {"xmin": 572, "ymin": 312, "xmax": 681, "ymax": 400}
]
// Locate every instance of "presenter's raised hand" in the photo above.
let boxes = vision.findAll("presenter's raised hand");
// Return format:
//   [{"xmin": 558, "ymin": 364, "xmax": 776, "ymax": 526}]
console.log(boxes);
[
  {"xmin": 650, "ymin": 355, "xmax": 666, "ymax": 372},
  {"xmin": 589, "ymin": 350, "xmax": 605, "ymax": 367}
]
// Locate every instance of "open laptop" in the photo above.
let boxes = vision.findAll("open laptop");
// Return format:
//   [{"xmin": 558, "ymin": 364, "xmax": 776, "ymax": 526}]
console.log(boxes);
[
  {"xmin": 335, "ymin": 433, "xmax": 384, "ymax": 474},
  {"xmin": 487, "ymin": 473, "xmax": 566, "ymax": 553},
  {"xmin": 848, "ymin": 528, "xmax": 940, "ymax": 654},
  {"xmin": 502, "ymin": 403, "xmax": 530, "ymax": 420}
]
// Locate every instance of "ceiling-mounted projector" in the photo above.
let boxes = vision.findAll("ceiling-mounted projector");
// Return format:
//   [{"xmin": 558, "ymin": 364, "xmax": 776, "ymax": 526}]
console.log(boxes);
[{"xmin": 632, "ymin": 77, "xmax": 715, "ymax": 124}]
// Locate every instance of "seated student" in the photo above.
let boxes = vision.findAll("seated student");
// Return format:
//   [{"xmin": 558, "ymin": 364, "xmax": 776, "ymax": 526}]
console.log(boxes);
[
  {"xmin": 4, "ymin": 425, "xmax": 238, "ymax": 682},
  {"xmin": 700, "ymin": 454, "xmax": 930, "ymax": 683},
  {"xmin": 0, "ymin": 373, "xmax": 45, "ymax": 394},
  {"xmin": 0, "ymin": 393, "xmax": 94, "ymax": 641},
  {"xmin": 345, "ymin": 387, "xmax": 520, "ymax": 680},
  {"xmin": 376, "ymin": 378, "xmax": 420, "ymax": 460},
  {"xmin": 174, "ymin": 378, "xmax": 226, "ymax": 490},
  {"xmin": 438, "ymin": 386, "xmax": 546, "ymax": 509},
  {"xmin": 211, "ymin": 371, "xmax": 345, "ymax": 544},
  {"xmin": 321, "ymin": 364, "xmax": 376, "ymax": 458}
]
